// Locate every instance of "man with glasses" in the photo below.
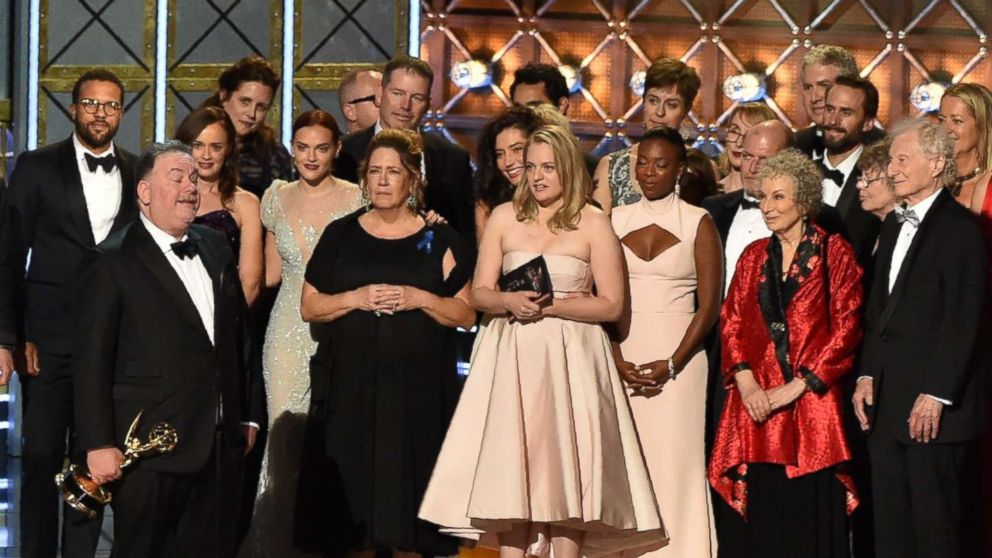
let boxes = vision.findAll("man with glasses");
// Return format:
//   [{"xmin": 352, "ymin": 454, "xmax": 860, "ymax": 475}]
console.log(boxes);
[
  {"xmin": 7, "ymin": 68, "xmax": 138, "ymax": 558},
  {"xmin": 338, "ymin": 69, "xmax": 382, "ymax": 134}
]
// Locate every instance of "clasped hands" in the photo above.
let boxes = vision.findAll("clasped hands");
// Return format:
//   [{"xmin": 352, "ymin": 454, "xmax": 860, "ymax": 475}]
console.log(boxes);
[
  {"xmin": 852, "ymin": 378, "xmax": 943, "ymax": 442},
  {"xmin": 618, "ymin": 360, "xmax": 671, "ymax": 397},
  {"xmin": 355, "ymin": 284, "xmax": 428, "ymax": 315},
  {"xmin": 502, "ymin": 290, "xmax": 553, "ymax": 321},
  {"xmin": 734, "ymin": 369, "xmax": 806, "ymax": 423}
]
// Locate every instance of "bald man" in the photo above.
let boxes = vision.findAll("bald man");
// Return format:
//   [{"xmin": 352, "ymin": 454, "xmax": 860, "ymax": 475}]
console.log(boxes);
[{"xmin": 338, "ymin": 69, "xmax": 382, "ymax": 133}]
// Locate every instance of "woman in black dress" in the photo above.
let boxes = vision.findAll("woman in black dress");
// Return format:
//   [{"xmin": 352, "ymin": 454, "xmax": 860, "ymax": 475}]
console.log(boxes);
[{"xmin": 296, "ymin": 128, "xmax": 476, "ymax": 557}]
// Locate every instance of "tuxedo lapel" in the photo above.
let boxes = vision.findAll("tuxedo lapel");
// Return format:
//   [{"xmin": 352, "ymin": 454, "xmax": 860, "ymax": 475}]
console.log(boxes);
[
  {"xmin": 190, "ymin": 227, "xmax": 224, "ymax": 345},
  {"xmin": 111, "ymin": 147, "xmax": 137, "ymax": 233},
  {"xmin": 59, "ymin": 138, "xmax": 97, "ymax": 246},
  {"xmin": 714, "ymin": 190, "xmax": 744, "ymax": 244},
  {"xmin": 878, "ymin": 191, "xmax": 949, "ymax": 331},
  {"xmin": 836, "ymin": 166, "xmax": 861, "ymax": 219},
  {"xmin": 127, "ymin": 223, "xmax": 213, "ymax": 344}
]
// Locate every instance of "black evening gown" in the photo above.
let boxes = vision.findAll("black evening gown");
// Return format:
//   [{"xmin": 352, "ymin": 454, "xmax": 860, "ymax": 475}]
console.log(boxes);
[{"xmin": 295, "ymin": 208, "xmax": 473, "ymax": 557}]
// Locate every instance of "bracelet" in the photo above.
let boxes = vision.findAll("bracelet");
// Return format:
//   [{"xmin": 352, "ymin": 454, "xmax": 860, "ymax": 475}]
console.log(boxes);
[{"xmin": 667, "ymin": 356, "xmax": 678, "ymax": 381}]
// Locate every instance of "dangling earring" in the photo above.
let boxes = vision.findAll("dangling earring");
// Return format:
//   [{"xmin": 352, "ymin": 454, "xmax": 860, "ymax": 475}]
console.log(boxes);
[{"xmin": 675, "ymin": 172, "xmax": 684, "ymax": 197}]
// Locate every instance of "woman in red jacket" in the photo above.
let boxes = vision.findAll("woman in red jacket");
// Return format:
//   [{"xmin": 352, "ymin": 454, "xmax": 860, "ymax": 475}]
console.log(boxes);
[{"xmin": 708, "ymin": 149, "xmax": 863, "ymax": 558}]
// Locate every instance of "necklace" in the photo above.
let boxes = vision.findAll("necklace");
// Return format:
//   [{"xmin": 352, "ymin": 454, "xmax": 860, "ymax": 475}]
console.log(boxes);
[{"xmin": 953, "ymin": 166, "xmax": 983, "ymax": 196}]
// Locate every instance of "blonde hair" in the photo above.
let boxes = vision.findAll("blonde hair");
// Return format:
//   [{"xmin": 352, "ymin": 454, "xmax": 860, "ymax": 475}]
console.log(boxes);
[
  {"xmin": 802, "ymin": 44, "xmax": 858, "ymax": 78},
  {"xmin": 942, "ymin": 82, "xmax": 992, "ymax": 170},
  {"xmin": 513, "ymin": 125, "xmax": 590, "ymax": 232},
  {"xmin": 358, "ymin": 128, "xmax": 426, "ymax": 210}
]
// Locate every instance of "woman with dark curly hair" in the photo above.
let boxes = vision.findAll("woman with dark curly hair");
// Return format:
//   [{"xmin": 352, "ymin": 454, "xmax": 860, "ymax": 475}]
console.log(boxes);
[{"xmin": 474, "ymin": 106, "xmax": 544, "ymax": 242}]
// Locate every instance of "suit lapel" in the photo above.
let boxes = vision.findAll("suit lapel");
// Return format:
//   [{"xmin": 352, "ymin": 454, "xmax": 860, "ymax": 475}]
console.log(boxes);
[
  {"xmin": 878, "ymin": 190, "xmax": 949, "ymax": 331},
  {"xmin": 715, "ymin": 190, "xmax": 744, "ymax": 244},
  {"xmin": 128, "ymin": 223, "xmax": 213, "ymax": 344},
  {"xmin": 191, "ymin": 227, "xmax": 224, "ymax": 345},
  {"xmin": 111, "ymin": 147, "xmax": 138, "ymax": 234},
  {"xmin": 836, "ymin": 166, "xmax": 861, "ymax": 219},
  {"xmin": 60, "ymin": 138, "xmax": 97, "ymax": 246}
]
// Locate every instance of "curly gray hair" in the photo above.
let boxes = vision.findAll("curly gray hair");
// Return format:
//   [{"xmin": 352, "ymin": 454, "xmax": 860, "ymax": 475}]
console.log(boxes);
[
  {"xmin": 889, "ymin": 118, "xmax": 957, "ymax": 188},
  {"xmin": 757, "ymin": 148, "xmax": 824, "ymax": 219}
]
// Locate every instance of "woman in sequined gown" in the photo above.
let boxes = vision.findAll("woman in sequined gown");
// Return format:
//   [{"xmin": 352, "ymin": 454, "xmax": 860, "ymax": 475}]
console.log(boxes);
[
  {"xmin": 174, "ymin": 106, "xmax": 264, "ymax": 305},
  {"xmin": 592, "ymin": 58, "xmax": 700, "ymax": 213},
  {"xmin": 238, "ymin": 111, "xmax": 363, "ymax": 557}
]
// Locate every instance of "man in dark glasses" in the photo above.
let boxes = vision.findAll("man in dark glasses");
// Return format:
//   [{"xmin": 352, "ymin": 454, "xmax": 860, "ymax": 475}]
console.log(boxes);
[{"xmin": 338, "ymin": 69, "xmax": 382, "ymax": 134}]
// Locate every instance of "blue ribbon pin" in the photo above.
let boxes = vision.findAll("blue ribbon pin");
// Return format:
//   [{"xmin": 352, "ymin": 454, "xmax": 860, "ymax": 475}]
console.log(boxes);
[{"xmin": 416, "ymin": 230, "xmax": 434, "ymax": 254}]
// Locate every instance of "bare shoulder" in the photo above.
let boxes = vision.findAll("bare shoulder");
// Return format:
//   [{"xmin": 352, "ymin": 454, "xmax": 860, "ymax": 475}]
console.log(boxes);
[
  {"xmin": 488, "ymin": 201, "xmax": 517, "ymax": 224},
  {"xmin": 580, "ymin": 204, "xmax": 612, "ymax": 230},
  {"xmin": 233, "ymin": 187, "xmax": 261, "ymax": 208}
]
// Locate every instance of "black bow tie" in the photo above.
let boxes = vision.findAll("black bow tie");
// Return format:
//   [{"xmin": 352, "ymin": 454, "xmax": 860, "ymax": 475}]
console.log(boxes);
[
  {"xmin": 741, "ymin": 196, "xmax": 760, "ymax": 210},
  {"xmin": 84, "ymin": 152, "xmax": 117, "ymax": 173},
  {"xmin": 170, "ymin": 238, "xmax": 199, "ymax": 260},
  {"xmin": 816, "ymin": 159, "xmax": 845, "ymax": 187}
]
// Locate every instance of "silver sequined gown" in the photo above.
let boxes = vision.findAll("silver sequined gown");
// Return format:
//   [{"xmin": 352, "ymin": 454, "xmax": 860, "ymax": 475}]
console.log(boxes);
[{"xmin": 239, "ymin": 178, "xmax": 364, "ymax": 557}]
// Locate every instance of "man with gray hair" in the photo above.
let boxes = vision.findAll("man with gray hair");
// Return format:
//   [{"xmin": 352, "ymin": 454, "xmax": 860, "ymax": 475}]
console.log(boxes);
[
  {"xmin": 854, "ymin": 119, "xmax": 986, "ymax": 557},
  {"xmin": 337, "ymin": 68, "xmax": 382, "ymax": 133},
  {"xmin": 72, "ymin": 141, "xmax": 264, "ymax": 556},
  {"xmin": 796, "ymin": 44, "xmax": 884, "ymax": 157}
]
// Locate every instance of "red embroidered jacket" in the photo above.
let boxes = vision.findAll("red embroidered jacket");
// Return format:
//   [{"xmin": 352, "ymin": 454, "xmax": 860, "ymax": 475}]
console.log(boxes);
[{"xmin": 708, "ymin": 229, "xmax": 863, "ymax": 517}]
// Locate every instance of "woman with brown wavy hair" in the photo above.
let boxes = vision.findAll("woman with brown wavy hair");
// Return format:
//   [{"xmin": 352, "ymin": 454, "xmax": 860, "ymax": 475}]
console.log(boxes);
[
  {"xmin": 174, "ymin": 105, "xmax": 264, "ymax": 305},
  {"xmin": 421, "ymin": 125, "xmax": 665, "ymax": 558},
  {"xmin": 200, "ymin": 55, "xmax": 293, "ymax": 198}
]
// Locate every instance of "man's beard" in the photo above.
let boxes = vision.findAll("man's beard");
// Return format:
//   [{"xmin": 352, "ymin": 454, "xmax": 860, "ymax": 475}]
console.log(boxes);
[
  {"xmin": 74, "ymin": 118, "xmax": 119, "ymax": 149},
  {"xmin": 824, "ymin": 127, "xmax": 862, "ymax": 155}
]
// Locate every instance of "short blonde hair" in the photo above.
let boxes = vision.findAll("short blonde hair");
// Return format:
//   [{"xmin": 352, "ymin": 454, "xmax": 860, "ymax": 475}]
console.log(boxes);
[
  {"xmin": 889, "ymin": 118, "xmax": 957, "ymax": 188},
  {"xmin": 514, "ymin": 125, "xmax": 590, "ymax": 232},
  {"xmin": 757, "ymin": 148, "xmax": 824, "ymax": 219},
  {"xmin": 358, "ymin": 128, "xmax": 425, "ymax": 209}
]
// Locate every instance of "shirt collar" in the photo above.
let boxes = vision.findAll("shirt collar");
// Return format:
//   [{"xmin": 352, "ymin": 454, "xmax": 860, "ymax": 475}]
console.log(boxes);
[
  {"xmin": 822, "ymin": 144, "xmax": 864, "ymax": 178},
  {"xmin": 73, "ymin": 133, "xmax": 116, "ymax": 162},
  {"xmin": 373, "ymin": 120, "xmax": 384, "ymax": 136},
  {"xmin": 140, "ymin": 213, "xmax": 188, "ymax": 252},
  {"xmin": 904, "ymin": 187, "xmax": 942, "ymax": 221}
]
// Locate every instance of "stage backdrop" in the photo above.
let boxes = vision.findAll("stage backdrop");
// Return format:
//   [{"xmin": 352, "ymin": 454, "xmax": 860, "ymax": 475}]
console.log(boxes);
[
  {"xmin": 16, "ymin": 0, "xmax": 408, "ymax": 150},
  {"xmin": 417, "ymin": 0, "xmax": 992, "ymax": 156}
]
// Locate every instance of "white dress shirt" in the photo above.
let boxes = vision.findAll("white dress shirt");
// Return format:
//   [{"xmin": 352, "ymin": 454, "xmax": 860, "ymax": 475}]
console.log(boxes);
[
  {"xmin": 883, "ymin": 188, "xmax": 950, "ymax": 405},
  {"xmin": 817, "ymin": 145, "xmax": 863, "ymax": 207},
  {"xmin": 73, "ymin": 133, "xmax": 122, "ymax": 244},
  {"xmin": 724, "ymin": 194, "xmax": 772, "ymax": 296},
  {"xmin": 140, "ymin": 214, "xmax": 215, "ymax": 345}
]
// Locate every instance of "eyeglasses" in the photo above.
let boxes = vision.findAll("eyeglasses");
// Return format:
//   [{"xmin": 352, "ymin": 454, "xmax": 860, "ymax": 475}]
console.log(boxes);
[
  {"xmin": 77, "ymin": 98, "xmax": 123, "ymax": 116},
  {"xmin": 856, "ymin": 174, "xmax": 890, "ymax": 189},
  {"xmin": 724, "ymin": 129, "xmax": 743, "ymax": 143},
  {"xmin": 346, "ymin": 94, "xmax": 376, "ymax": 105}
]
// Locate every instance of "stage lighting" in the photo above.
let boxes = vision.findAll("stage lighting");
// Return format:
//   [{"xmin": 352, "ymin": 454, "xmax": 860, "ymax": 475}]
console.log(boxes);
[
  {"xmin": 909, "ymin": 82, "xmax": 948, "ymax": 113},
  {"xmin": 629, "ymin": 70, "xmax": 646, "ymax": 97},
  {"xmin": 450, "ymin": 59, "xmax": 493, "ymax": 89},
  {"xmin": 722, "ymin": 73, "xmax": 767, "ymax": 103}
]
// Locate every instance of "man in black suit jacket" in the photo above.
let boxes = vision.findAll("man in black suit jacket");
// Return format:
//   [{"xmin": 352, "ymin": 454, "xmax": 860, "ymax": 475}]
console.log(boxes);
[
  {"xmin": 817, "ymin": 76, "xmax": 883, "ymax": 266},
  {"xmin": 335, "ymin": 55, "xmax": 475, "ymax": 242},
  {"xmin": 0, "ymin": 183, "xmax": 18, "ymax": 386},
  {"xmin": 7, "ymin": 69, "xmax": 138, "ymax": 558},
  {"xmin": 794, "ymin": 44, "xmax": 885, "ymax": 159},
  {"xmin": 73, "ymin": 142, "xmax": 263, "ymax": 557},
  {"xmin": 854, "ymin": 120, "xmax": 987, "ymax": 558}
]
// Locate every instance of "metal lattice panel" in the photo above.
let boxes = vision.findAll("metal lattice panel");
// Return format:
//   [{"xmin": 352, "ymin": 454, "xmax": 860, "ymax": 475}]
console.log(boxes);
[{"xmin": 422, "ymin": 0, "xmax": 991, "ymax": 155}]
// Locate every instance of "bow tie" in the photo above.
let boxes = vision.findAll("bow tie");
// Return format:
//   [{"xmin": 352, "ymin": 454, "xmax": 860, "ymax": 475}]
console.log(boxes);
[
  {"xmin": 816, "ymin": 159, "xmax": 845, "ymax": 187},
  {"xmin": 894, "ymin": 205, "xmax": 920, "ymax": 228},
  {"xmin": 170, "ymin": 238, "xmax": 200, "ymax": 260},
  {"xmin": 740, "ymin": 196, "xmax": 760, "ymax": 210},
  {"xmin": 84, "ymin": 152, "xmax": 117, "ymax": 173}
]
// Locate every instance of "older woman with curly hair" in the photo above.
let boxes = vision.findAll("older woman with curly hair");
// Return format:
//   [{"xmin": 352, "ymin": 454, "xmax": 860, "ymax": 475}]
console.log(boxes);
[{"xmin": 708, "ymin": 149, "xmax": 864, "ymax": 558}]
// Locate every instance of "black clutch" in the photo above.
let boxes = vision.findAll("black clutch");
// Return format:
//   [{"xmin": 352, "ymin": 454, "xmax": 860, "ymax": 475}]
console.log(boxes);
[{"xmin": 498, "ymin": 255, "xmax": 553, "ymax": 295}]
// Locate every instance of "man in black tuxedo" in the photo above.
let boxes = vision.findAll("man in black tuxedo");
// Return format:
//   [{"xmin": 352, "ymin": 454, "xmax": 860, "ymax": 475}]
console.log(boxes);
[
  {"xmin": 510, "ymin": 63, "xmax": 600, "ymax": 178},
  {"xmin": 335, "ymin": 55, "xmax": 475, "ymax": 242},
  {"xmin": 73, "ymin": 141, "xmax": 263, "ymax": 557},
  {"xmin": 7, "ymin": 69, "xmax": 138, "ymax": 558},
  {"xmin": 795, "ymin": 44, "xmax": 885, "ymax": 158},
  {"xmin": 853, "ymin": 120, "xmax": 987, "ymax": 558},
  {"xmin": 818, "ymin": 76, "xmax": 883, "ymax": 271}
]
